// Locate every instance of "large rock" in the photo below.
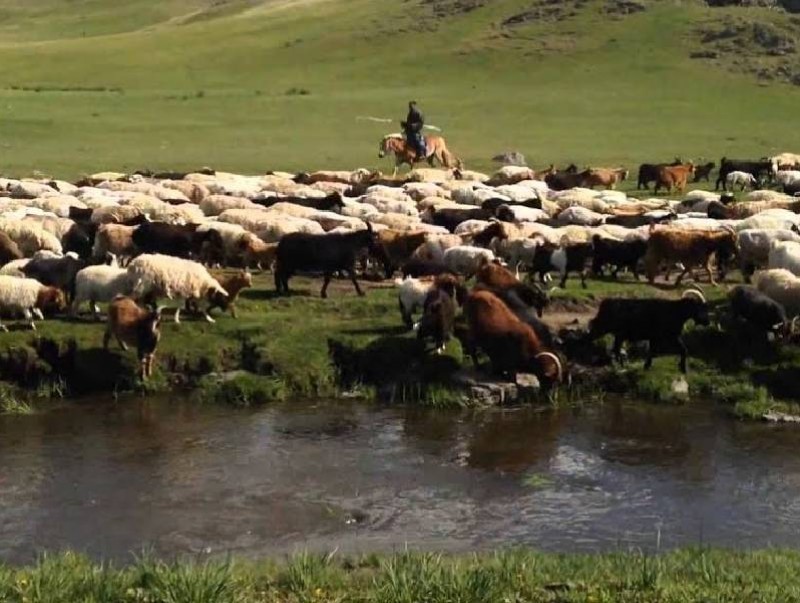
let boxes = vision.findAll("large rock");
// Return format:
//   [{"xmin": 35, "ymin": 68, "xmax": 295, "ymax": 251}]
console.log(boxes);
[{"xmin": 491, "ymin": 151, "xmax": 527, "ymax": 167}]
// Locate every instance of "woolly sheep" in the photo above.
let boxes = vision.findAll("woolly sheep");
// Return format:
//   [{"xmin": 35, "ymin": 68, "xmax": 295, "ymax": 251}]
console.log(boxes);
[
  {"xmin": 340, "ymin": 199, "xmax": 380, "ymax": 220},
  {"xmin": 451, "ymin": 187, "xmax": 509, "ymax": 207},
  {"xmin": 370, "ymin": 212, "xmax": 422, "ymax": 231},
  {"xmin": 200, "ymin": 194, "xmax": 261, "ymax": 216},
  {"xmin": 738, "ymin": 229, "xmax": 800, "ymax": 280},
  {"xmin": 726, "ymin": 171, "xmax": 757, "ymax": 191},
  {"xmin": 755, "ymin": 269, "xmax": 800, "ymax": 317},
  {"xmin": 71, "ymin": 265, "xmax": 133, "ymax": 318},
  {"xmin": 494, "ymin": 184, "xmax": 540, "ymax": 203},
  {"xmin": 453, "ymin": 220, "xmax": 491, "ymax": 236},
  {"xmin": 557, "ymin": 206, "xmax": 606, "ymax": 226},
  {"xmin": 395, "ymin": 276, "xmax": 435, "ymax": 328},
  {"xmin": 91, "ymin": 204, "xmax": 144, "ymax": 225},
  {"xmin": 775, "ymin": 170, "xmax": 800, "ymax": 188},
  {"xmin": 488, "ymin": 166, "xmax": 536, "ymax": 185},
  {"xmin": 127, "ymin": 254, "xmax": 228, "ymax": 323},
  {"xmin": 217, "ymin": 209, "xmax": 324, "ymax": 242},
  {"xmin": 403, "ymin": 182, "xmax": 450, "ymax": 201},
  {"xmin": 768, "ymin": 241, "xmax": 800, "ymax": 276},
  {"xmin": 0, "ymin": 275, "xmax": 65, "ymax": 330},
  {"xmin": 0, "ymin": 219, "xmax": 63, "ymax": 257},
  {"xmin": 443, "ymin": 246, "xmax": 496, "ymax": 277},
  {"xmin": 498, "ymin": 205, "xmax": 547, "ymax": 223},
  {"xmin": 746, "ymin": 190, "xmax": 793, "ymax": 203},
  {"xmin": 195, "ymin": 222, "xmax": 251, "ymax": 266},
  {"xmin": 360, "ymin": 194, "xmax": 418, "ymax": 217},
  {"xmin": 411, "ymin": 234, "xmax": 464, "ymax": 262}
]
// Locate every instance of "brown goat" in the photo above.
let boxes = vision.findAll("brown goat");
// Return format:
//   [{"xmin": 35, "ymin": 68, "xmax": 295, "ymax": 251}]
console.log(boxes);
[
  {"xmin": 239, "ymin": 234, "xmax": 278, "ymax": 271},
  {"xmin": 462, "ymin": 289, "xmax": 563, "ymax": 387},
  {"xmin": 654, "ymin": 163, "xmax": 695, "ymax": 194},
  {"xmin": 0, "ymin": 232, "xmax": 22, "ymax": 266},
  {"xmin": 206, "ymin": 271, "xmax": 253, "ymax": 318},
  {"xmin": 644, "ymin": 227, "xmax": 738, "ymax": 286},
  {"xmin": 584, "ymin": 167, "xmax": 629, "ymax": 190},
  {"xmin": 103, "ymin": 296, "xmax": 162, "ymax": 379},
  {"xmin": 475, "ymin": 259, "xmax": 549, "ymax": 316},
  {"xmin": 378, "ymin": 230, "xmax": 429, "ymax": 277}
]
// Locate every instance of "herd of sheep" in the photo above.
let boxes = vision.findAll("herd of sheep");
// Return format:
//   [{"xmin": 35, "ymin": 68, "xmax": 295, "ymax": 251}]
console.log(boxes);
[{"xmin": 0, "ymin": 152, "xmax": 797, "ymax": 385}]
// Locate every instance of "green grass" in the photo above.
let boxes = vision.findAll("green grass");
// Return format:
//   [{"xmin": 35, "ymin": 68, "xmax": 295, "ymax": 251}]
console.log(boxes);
[
  {"xmin": 0, "ymin": 0, "xmax": 797, "ymax": 178},
  {"xmin": 3, "ymin": 549, "xmax": 800, "ymax": 602}
]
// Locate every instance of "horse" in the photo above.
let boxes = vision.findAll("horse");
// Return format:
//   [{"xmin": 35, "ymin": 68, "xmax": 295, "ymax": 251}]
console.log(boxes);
[{"xmin": 378, "ymin": 133, "xmax": 462, "ymax": 177}]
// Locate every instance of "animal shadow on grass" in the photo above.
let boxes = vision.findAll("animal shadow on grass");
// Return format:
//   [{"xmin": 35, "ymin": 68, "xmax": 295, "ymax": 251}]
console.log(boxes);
[
  {"xmin": 340, "ymin": 325, "xmax": 407, "ymax": 336},
  {"xmin": 328, "ymin": 335, "xmax": 459, "ymax": 388}
]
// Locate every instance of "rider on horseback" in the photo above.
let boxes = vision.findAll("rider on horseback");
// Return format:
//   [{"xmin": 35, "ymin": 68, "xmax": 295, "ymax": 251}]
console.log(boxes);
[{"xmin": 402, "ymin": 101, "xmax": 426, "ymax": 160}]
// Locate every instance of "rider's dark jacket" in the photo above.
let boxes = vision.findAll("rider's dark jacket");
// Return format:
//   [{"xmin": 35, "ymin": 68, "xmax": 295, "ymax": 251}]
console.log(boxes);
[{"xmin": 405, "ymin": 106, "xmax": 424, "ymax": 135}]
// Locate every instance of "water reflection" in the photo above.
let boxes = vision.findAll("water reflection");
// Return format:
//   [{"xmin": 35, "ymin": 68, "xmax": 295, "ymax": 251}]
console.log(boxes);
[{"xmin": 2, "ymin": 397, "xmax": 800, "ymax": 562}]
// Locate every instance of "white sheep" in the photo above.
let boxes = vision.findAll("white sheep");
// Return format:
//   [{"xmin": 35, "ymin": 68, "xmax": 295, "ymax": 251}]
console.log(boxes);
[
  {"xmin": 360, "ymin": 194, "xmax": 418, "ymax": 217},
  {"xmin": 497, "ymin": 205, "xmax": 547, "ymax": 223},
  {"xmin": 775, "ymin": 170, "xmax": 800, "ymax": 188},
  {"xmin": 453, "ymin": 220, "xmax": 491, "ymax": 236},
  {"xmin": 340, "ymin": 199, "xmax": 380, "ymax": 220},
  {"xmin": 737, "ymin": 229, "xmax": 800, "ymax": 280},
  {"xmin": 443, "ymin": 246, "xmax": 496, "ymax": 277},
  {"xmin": 494, "ymin": 237, "xmax": 543, "ymax": 269},
  {"xmin": 127, "ymin": 254, "xmax": 228, "ymax": 324},
  {"xmin": 200, "ymin": 194, "xmax": 261, "ymax": 217},
  {"xmin": 395, "ymin": 276, "xmax": 435, "ymax": 328},
  {"xmin": 488, "ymin": 166, "xmax": 536, "ymax": 185},
  {"xmin": 768, "ymin": 240, "xmax": 800, "ymax": 276},
  {"xmin": 71, "ymin": 265, "xmax": 133, "ymax": 318},
  {"xmin": 0, "ymin": 275, "xmax": 64, "ymax": 330},
  {"xmin": 411, "ymin": 234, "xmax": 464, "ymax": 262},
  {"xmin": 755, "ymin": 269, "xmax": 800, "ymax": 317},
  {"xmin": 726, "ymin": 171, "xmax": 757, "ymax": 191},
  {"xmin": 557, "ymin": 206, "xmax": 606, "ymax": 226},
  {"xmin": 0, "ymin": 219, "xmax": 63, "ymax": 257}
]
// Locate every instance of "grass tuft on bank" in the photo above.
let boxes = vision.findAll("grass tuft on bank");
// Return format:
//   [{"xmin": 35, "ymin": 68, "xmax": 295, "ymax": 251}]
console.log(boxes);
[{"xmin": 2, "ymin": 549, "xmax": 800, "ymax": 602}]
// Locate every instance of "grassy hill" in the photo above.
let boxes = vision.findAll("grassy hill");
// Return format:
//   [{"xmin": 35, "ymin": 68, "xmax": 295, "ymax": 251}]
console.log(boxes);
[{"xmin": 0, "ymin": 0, "xmax": 797, "ymax": 178}]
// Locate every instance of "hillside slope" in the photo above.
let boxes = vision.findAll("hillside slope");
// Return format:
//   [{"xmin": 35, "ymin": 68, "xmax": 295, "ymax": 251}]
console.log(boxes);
[{"xmin": 0, "ymin": 0, "xmax": 797, "ymax": 177}]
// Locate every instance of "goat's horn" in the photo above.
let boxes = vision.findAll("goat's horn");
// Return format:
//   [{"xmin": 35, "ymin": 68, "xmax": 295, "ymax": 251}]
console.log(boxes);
[{"xmin": 535, "ymin": 352, "xmax": 563, "ymax": 383}]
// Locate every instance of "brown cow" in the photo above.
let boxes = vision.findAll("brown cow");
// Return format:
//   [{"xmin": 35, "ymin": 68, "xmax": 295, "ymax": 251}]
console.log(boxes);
[{"xmin": 654, "ymin": 163, "xmax": 695, "ymax": 195}]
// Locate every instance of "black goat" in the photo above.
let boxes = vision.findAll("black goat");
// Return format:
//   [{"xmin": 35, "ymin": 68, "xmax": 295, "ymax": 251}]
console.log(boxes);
[
  {"xmin": 588, "ymin": 290, "xmax": 710, "ymax": 373},
  {"xmin": 401, "ymin": 259, "xmax": 451, "ymax": 278},
  {"xmin": 132, "ymin": 221, "xmax": 222, "ymax": 259},
  {"xmin": 275, "ymin": 222, "xmax": 380, "ymax": 298},
  {"xmin": 431, "ymin": 207, "xmax": 493, "ymax": 232},
  {"xmin": 63, "ymin": 223, "xmax": 96, "ymax": 259},
  {"xmin": 256, "ymin": 192, "xmax": 345, "ymax": 212},
  {"xmin": 22, "ymin": 255, "xmax": 86, "ymax": 302},
  {"xmin": 716, "ymin": 157, "xmax": 773, "ymax": 191},
  {"xmin": 591, "ymin": 235, "xmax": 647, "ymax": 280},
  {"xmin": 529, "ymin": 242, "xmax": 593, "ymax": 289},
  {"xmin": 604, "ymin": 212, "xmax": 676, "ymax": 229},
  {"xmin": 728, "ymin": 286, "xmax": 793, "ymax": 339},
  {"xmin": 692, "ymin": 161, "xmax": 716, "ymax": 183},
  {"xmin": 637, "ymin": 158, "xmax": 682, "ymax": 190}
]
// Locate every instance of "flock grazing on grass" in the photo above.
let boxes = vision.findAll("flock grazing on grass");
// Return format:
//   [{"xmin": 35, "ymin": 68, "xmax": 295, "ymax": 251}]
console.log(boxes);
[{"xmin": 0, "ymin": 149, "xmax": 797, "ymax": 385}]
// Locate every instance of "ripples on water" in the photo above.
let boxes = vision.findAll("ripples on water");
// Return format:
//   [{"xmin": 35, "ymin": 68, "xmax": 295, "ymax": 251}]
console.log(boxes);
[{"xmin": 1, "ymin": 397, "xmax": 800, "ymax": 562}]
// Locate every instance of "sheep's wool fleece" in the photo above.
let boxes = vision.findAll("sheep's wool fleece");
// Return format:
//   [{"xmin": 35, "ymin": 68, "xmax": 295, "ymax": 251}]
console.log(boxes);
[
  {"xmin": 128, "ymin": 254, "xmax": 225, "ymax": 299},
  {"xmin": 0, "ymin": 275, "xmax": 43, "ymax": 310}
]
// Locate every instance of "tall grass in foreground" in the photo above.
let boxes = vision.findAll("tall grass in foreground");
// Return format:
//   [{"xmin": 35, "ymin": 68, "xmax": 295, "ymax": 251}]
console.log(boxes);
[{"xmin": 2, "ymin": 549, "xmax": 800, "ymax": 602}]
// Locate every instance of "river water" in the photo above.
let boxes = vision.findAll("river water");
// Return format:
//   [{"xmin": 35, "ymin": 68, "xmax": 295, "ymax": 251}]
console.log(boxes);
[{"xmin": 1, "ymin": 397, "xmax": 800, "ymax": 563}]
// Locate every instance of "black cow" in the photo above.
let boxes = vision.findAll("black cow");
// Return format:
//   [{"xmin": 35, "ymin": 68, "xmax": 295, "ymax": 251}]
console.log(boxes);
[
  {"xmin": 275, "ymin": 222, "xmax": 381, "ymax": 298},
  {"xmin": 588, "ymin": 291, "xmax": 710, "ymax": 373}
]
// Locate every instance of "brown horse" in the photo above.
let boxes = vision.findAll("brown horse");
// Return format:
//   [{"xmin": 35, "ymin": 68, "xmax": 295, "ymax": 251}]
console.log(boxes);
[{"xmin": 378, "ymin": 134, "xmax": 462, "ymax": 177}]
